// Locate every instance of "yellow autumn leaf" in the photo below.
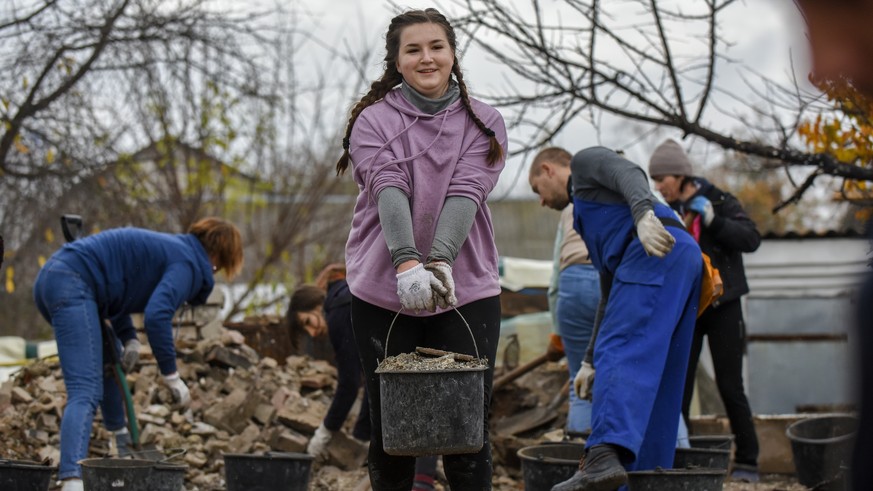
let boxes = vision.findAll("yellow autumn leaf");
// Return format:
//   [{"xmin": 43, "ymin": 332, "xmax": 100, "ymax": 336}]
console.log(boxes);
[
  {"xmin": 13, "ymin": 137, "xmax": 29, "ymax": 154},
  {"xmin": 5, "ymin": 266, "xmax": 14, "ymax": 293},
  {"xmin": 38, "ymin": 255, "xmax": 46, "ymax": 267},
  {"xmin": 45, "ymin": 228, "xmax": 55, "ymax": 243},
  {"xmin": 46, "ymin": 148, "xmax": 56, "ymax": 164}
]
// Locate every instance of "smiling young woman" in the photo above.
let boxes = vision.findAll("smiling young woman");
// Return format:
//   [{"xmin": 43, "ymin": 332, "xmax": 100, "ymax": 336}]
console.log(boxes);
[{"xmin": 334, "ymin": 7, "xmax": 508, "ymax": 490}]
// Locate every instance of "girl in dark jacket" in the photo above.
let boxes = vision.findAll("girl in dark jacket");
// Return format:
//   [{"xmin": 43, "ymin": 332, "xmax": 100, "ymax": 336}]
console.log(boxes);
[{"xmin": 649, "ymin": 139, "xmax": 762, "ymax": 482}]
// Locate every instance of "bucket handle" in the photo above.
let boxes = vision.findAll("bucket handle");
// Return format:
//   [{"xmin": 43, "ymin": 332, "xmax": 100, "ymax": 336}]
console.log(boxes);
[
  {"xmin": 159, "ymin": 448, "xmax": 187, "ymax": 463},
  {"xmin": 383, "ymin": 306, "xmax": 480, "ymax": 361}
]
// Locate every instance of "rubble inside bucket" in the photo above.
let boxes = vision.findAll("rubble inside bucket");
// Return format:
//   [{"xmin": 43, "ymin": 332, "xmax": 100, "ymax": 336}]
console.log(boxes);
[{"xmin": 377, "ymin": 350, "xmax": 488, "ymax": 372}]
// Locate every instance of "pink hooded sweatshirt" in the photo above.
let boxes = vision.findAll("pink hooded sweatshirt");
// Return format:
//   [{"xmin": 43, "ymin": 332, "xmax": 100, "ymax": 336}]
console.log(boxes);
[{"xmin": 345, "ymin": 87, "xmax": 507, "ymax": 315}]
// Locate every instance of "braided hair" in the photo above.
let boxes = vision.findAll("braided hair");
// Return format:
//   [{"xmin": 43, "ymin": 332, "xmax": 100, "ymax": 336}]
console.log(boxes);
[{"xmin": 336, "ymin": 8, "xmax": 503, "ymax": 175}]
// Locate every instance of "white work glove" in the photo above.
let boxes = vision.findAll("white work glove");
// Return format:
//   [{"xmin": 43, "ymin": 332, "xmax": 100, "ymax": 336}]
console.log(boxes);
[
  {"xmin": 636, "ymin": 209, "xmax": 675, "ymax": 258},
  {"xmin": 687, "ymin": 196, "xmax": 715, "ymax": 226},
  {"xmin": 424, "ymin": 261, "xmax": 457, "ymax": 309},
  {"xmin": 162, "ymin": 372, "xmax": 191, "ymax": 408},
  {"xmin": 121, "ymin": 338, "xmax": 141, "ymax": 373},
  {"xmin": 396, "ymin": 264, "xmax": 445, "ymax": 312},
  {"xmin": 306, "ymin": 423, "xmax": 334, "ymax": 461},
  {"xmin": 574, "ymin": 361, "xmax": 596, "ymax": 401}
]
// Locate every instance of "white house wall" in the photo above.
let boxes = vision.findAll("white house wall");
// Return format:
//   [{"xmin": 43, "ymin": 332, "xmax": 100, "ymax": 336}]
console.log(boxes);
[{"xmin": 742, "ymin": 236, "xmax": 868, "ymax": 414}]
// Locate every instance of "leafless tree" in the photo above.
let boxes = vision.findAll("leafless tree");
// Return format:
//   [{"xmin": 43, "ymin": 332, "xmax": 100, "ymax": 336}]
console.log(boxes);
[
  {"xmin": 442, "ymin": 0, "xmax": 867, "ymax": 206},
  {"xmin": 0, "ymin": 0, "xmax": 375, "ymax": 335}
]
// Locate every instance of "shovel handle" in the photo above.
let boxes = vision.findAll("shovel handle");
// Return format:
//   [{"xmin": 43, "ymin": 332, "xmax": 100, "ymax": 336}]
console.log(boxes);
[{"xmin": 492, "ymin": 353, "xmax": 549, "ymax": 391}]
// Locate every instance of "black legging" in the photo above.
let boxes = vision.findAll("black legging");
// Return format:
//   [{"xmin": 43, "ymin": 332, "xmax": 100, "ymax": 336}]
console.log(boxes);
[
  {"xmin": 351, "ymin": 295, "xmax": 500, "ymax": 491},
  {"xmin": 682, "ymin": 298, "xmax": 759, "ymax": 466},
  {"xmin": 323, "ymin": 293, "xmax": 370, "ymax": 440}
]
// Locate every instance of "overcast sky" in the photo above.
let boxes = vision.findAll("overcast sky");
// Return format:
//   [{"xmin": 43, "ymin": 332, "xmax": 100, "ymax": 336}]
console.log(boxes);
[{"xmin": 264, "ymin": 1, "xmax": 815, "ymax": 198}]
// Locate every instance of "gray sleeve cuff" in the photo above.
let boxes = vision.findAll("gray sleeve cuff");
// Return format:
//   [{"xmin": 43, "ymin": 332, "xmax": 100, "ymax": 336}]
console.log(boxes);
[
  {"xmin": 427, "ymin": 196, "xmax": 477, "ymax": 265},
  {"xmin": 378, "ymin": 187, "xmax": 420, "ymax": 268}
]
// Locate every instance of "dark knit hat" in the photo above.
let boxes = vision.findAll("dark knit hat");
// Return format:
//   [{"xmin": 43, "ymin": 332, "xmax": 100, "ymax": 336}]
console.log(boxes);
[{"xmin": 648, "ymin": 139, "xmax": 693, "ymax": 177}]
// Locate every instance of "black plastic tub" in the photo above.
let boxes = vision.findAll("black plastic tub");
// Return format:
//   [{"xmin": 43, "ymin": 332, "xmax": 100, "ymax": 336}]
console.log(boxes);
[
  {"xmin": 151, "ymin": 462, "xmax": 187, "ymax": 491},
  {"xmin": 80, "ymin": 458, "xmax": 154, "ymax": 491},
  {"xmin": 517, "ymin": 443, "xmax": 585, "ymax": 490},
  {"xmin": 0, "ymin": 458, "xmax": 56, "ymax": 491},
  {"xmin": 627, "ymin": 468, "xmax": 726, "ymax": 491},
  {"xmin": 673, "ymin": 447, "xmax": 730, "ymax": 470},
  {"xmin": 786, "ymin": 414, "xmax": 857, "ymax": 490},
  {"xmin": 224, "ymin": 452, "xmax": 314, "ymax": 491}
]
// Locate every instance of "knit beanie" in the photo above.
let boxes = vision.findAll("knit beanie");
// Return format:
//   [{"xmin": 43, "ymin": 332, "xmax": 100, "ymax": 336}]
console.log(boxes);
[{"xmin": 648, "ymin": 139, "xmax": 693, "ymax": 177}]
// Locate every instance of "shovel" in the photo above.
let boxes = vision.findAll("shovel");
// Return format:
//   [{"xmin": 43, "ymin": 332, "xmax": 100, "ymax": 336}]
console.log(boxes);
[{"xmin": 494, "ymin": 380, "xmax": 570, "ymax": 436}]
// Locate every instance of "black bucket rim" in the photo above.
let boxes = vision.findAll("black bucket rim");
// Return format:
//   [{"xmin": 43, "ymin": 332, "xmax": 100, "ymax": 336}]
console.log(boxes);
[
  {"xmin": 79, "ymin": 457, "xmax": 155, "ymax": 469},
  {"xmin": 0, "ymin": 458, "xmax": 57, "ymax": 471},
  {"xmin": 223, "ymin": 452, "xmax": 314, "ymax": 462},
  {"xmin": 376, "ymin": 365, "xmax": 488, "ymax": 374},
  {"xmin": 675, "ymin": 447, "xmax": 731, "ymax": 456},
  {"xmin": 628, "ymin": 468, "xmax": 727, "ymax": 477},
  {"xmin": 688, "ymin": 434, "xmax": 734, "ymax": 443},
  {"xmin": 517, "ymin": 443, "xmax": 586, "ymax": 465},
  {"xmin": 785, "ymin": 414, "xmax": 858, "ymax": 445}
]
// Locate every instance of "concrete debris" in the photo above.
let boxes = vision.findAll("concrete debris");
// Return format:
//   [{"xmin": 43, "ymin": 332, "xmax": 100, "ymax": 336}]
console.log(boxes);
[{"xmin": 0, "ymin": 319, "xmax": 805, "ymax": 490}]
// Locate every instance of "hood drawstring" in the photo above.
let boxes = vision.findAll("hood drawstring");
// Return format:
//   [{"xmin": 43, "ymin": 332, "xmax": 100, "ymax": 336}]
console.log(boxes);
[{"xmin": 361, "ymin": 105, "xmax": 452, "ymax": 201}]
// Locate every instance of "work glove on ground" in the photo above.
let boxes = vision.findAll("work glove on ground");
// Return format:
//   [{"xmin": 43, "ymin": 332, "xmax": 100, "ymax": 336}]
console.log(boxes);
[
  {"xmin": 635, "ymin": 210, "xmax": 675, "ymax": 258},
  {"xmin": 424, "ymin": 261, "xmax": 457, "ymax": 309},
  {"xmin": 121, "ymin": 338, "xmax": 141, "ymax": 373},
  {"xmin": 306, "ymin": 423, "xmax": 334, "ymax": 461},
  {"xmin": 162, "ymin": 372, "xmax": 191, "ymax": 408},
  {"xmin": 574, "ymin": 361, "xmax": 596, "ymax": 401},
  {"xmin": 545, "ymin": 333, "xmax": 565, "ymax": 362},
  {"xmin": 396, "ymin": 264, "xmax": 445, "ymax": 313},
  {"xmin": 688, "ymin": 195, "xmax": 715, "ymax": 226}
]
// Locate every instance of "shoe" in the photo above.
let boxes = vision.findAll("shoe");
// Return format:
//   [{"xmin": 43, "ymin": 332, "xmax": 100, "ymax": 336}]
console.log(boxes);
[
  {"xmin": 306, "ymin": 423, "xmax": 334, "ymax": 460},
  {"xmin": 551, "ymin": 444, "xmax": 627, "ymax": 491},
  {"xmin": 730, "ymin": 463, "xmax": 760, "ymax": 483},
  {"xmin": 112, "ymin": 428, "xmax": 132, "ymax": 457},
  {"xmin": 60, "ymin": 479, "xmax": 84, "ymax": 491}
]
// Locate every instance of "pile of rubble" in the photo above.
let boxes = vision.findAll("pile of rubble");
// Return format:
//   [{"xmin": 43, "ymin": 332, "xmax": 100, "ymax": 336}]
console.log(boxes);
[{"xmin": 0, "ymin": 326, "xmax": 528, "ymax": 490}]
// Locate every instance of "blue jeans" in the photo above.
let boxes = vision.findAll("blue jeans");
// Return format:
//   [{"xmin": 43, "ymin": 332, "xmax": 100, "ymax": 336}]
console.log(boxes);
[
  {"xmin": 33, "ymin": 258, "xmax": 126, "ymax": 480},
  {"xmin": 556, "ymin": 264, "xmax": 600, "ymax": 434}
]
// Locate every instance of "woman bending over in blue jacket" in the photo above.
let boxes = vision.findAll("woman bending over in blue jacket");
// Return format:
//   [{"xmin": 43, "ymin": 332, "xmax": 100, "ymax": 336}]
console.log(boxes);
[{"xmin": 33, "ymin": 217, "xmax": 243, "ymax": 491}]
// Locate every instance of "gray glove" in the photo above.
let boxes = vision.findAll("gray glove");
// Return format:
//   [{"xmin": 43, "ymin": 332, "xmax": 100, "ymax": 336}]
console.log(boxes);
[
  {"xmin": 121, "ymin": 339, "xmax": 141, "ymax": 373},
  {"xmin": 396, "ymin": 264, "xmax": 445, "ymax": 312},
  {"xmin": 424, "ymin": 261, "xmax": 457, "ymax": 309},
  {"xmin": 636, "ymin": 210, "xmax": 675, "ymax": 258}
]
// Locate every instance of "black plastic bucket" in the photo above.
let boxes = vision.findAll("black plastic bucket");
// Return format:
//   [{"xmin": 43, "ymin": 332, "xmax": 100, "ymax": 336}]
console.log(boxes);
[
  {"xmin": 673, "ymin": 447, "xmax": 730, "ymax": 470},
  {"xmin": 224, "ymin": 452, "xmax": 314, "ymax": 491},
  {"xmin": 151, "ymin": 463, "xmax": 187, "ymax": 491},
  {"xmin": 80, "ymin": 458, "xmax": 154, "ymax": 491},
  {"xmin": 786, "ymin": 414, "xmax": 857, "ymax": 490},
  {"xmin": 517, "ymin": 443, "xmax": 585, "ymax": 490},
  {"xmin": 627, "ymin": 468, "xmax": 726, "ymax": 491},
  {"xmin": 376, "ymin": 309, "xmax": 487, "ymax": 456},
  {"xmin": 0, "ymin": 459, "xmax": 56, "ymax": 491},
  {"xmin": 688, "ymin": 435, "xmax": 734, "ymax": 450}
]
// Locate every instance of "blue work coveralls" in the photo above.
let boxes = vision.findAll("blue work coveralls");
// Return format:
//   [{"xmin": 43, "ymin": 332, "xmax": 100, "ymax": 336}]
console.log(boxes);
[{"xmin": 573, "ymin": 197, "xmax": 702, "ymax": 472}]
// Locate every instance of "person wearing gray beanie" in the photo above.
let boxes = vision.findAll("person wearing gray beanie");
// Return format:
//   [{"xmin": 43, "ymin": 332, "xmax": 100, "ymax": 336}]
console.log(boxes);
[
  {"xmin": 648, "ymin": 139, "xmax": 693, "ymax": 178},
  {"xmin": 647, "ymin": 137, "xmax": 763, "ymax": 483}
]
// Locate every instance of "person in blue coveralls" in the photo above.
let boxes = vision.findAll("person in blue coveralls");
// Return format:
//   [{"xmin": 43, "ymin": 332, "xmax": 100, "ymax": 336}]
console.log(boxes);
[
  {"xmin": 528, "ymin": 146, "xmax": 702, "ymax": 491},
  {"xmin": 33, "ymin": 217, "xmax": 244, "ymax": 491}
]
